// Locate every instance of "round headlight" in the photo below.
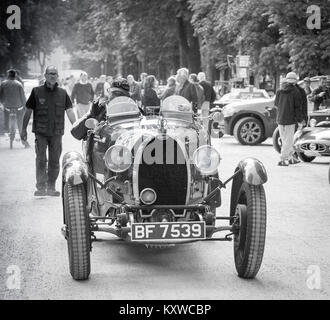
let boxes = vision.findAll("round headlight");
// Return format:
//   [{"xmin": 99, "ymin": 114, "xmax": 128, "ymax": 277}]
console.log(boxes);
[
  {"xmin": 193, "ymin": 145, "xmax": 221, "ymax": 175},
  {"xmin": 140, "ymin": 188, "xmax": 157, "ymax": 205},
  {"xmin": 309, "ymin": 118, "xmax": 317, "ymax": 127},
  {"xmin": 104, "ymin": 145, "xmax": 132, "ymax": 173}
]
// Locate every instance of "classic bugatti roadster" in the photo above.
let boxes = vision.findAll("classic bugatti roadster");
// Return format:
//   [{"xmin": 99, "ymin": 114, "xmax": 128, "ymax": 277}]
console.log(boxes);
[{"xmin": 61, "ymin": 96, "xmax": 268, "ymax": 280}]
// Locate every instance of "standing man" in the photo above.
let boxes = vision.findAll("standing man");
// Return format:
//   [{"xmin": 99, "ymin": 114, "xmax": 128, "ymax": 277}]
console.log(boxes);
[
  {"xmin": 198, "ymin": 72, "xmax": 217, "ymax": 129},
  {"xmin": 21, "ymin": 66, "xmax": 76, "ymax": 196},
  {"xmin": 175, "ymin": 68, "xmax": 198, "ymax": 113},
  {"xmin": 274, "ymin": 72, "xmax": 303, "ymax": 166},
  {"xmin": 0, "ymin": 69, "xmax": 29, "ymax": 147},
  {"xmin": 127, "ymin": 74, "xmax": 142, "ymax": 105},
  {"xmin": 71, "ymin": 72, "xmax": 94, "ymax": 118}
]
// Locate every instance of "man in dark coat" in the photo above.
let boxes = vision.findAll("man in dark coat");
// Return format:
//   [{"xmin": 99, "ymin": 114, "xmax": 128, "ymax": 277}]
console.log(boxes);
[
  {"xmin": 274, "ymin": 72, "xmax": 304, "ymax": 166},
  {"xmin": 21, "ymin": 66, "xmax": 76, "ymax": 196}
]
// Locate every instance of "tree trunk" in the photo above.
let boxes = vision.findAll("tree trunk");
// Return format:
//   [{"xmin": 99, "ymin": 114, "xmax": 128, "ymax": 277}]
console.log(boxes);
[{"xmin": 176, "ymin": 16, "xmax": 201, "ymax": 73}]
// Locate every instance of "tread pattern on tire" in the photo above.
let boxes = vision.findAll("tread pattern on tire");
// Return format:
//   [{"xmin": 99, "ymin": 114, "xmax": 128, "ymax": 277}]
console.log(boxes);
[
  {"xmin": 64, "ymin": 183, "xmax": 91, "ymax": 280},
  {"xmin": 235, "ymin": 183, "xmax": 267, "ymax": 279}
]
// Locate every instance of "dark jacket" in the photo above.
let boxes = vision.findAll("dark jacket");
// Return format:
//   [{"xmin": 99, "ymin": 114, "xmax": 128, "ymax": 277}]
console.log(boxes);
[
  {"xmin": 199, "ymin": 80, "xmax": 216, "ymax": 103},
  {"xmin": 0, "ymin": 79, "xmax": 26, "ymax": 108},
  {"xmin": 26, "ymin": 83, "xmax": 72, "ymax": 136},
  {"xmin": 295, "ymin": 84, "xmax": 308, "ymax": 123},
  {"xmin": 71, "ymin": 82, "xmax": 94, "ymax": 105},
  {"xmin": 142, "ymin": 88, "xmax": 160, "ymax": 107},
  {"xmin": 177, "ymin": 80, "xmax": 198, "ymax": 112},
  {"xmin": 275, "ymin": 83, "xmax": 303, "ymax": 125}
]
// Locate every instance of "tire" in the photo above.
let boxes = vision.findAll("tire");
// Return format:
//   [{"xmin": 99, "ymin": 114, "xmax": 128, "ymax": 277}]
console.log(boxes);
[
  {"xmin": 272, "ymin": 127, "xmax": 281, "ymax": 154},
  {"xmin": 297, "ymin": 152, "xmax": 315, "ymax": 163},
  {"xmin": 233, "ymin": 182, "xmax": 266, "ymax": 279},
  {"xmin": 233, "ymin": 117, "xmax": 265, "ymax": 145},
  {"xmin": 63, "ymin": 183, "xmax": 91, "ymax": 280}
]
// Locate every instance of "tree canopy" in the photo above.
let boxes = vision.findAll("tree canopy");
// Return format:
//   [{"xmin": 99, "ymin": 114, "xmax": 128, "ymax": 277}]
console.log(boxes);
[{"xmin": 1, "ymin": 0, "xmax": 329, "ymax": 84}]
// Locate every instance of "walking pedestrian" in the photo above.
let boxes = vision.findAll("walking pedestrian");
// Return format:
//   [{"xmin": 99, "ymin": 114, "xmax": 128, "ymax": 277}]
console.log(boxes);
[
  {"xmin": 274, "ymin": 72, "xmax": 304, "ymax": 166},
  {"xmin": 71, "ymin": 72, "xmax": 94, "ymax": 118},
  {"xmin": 0, "ymin": 69, "xmax": 29, "ymax": 147},
  {"xmin": 175, "ymin": 68, "xmax": 198, "ymax": 113},
  {"xmin": 20, "ymin": 66, "xmax": 76, "ymax": 196},
  {"xmin": 197, "ymin": 71, "xmax": 217, "ymax": 129},
  {"xmin": 127, "ymin": 74, "xmax": 142, "ymax": 104}
]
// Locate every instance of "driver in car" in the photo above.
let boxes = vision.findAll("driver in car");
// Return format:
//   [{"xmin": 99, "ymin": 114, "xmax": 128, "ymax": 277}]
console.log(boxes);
[{"xmin": 71, "ymin": 78, "xmax": 131, "ymax": 140}]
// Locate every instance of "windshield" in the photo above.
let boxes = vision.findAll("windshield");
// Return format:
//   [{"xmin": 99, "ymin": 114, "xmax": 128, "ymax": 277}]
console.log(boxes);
[
  {"xmin": 106, "ymin": 97, "xmax": 140, "ymax": 117},
  {"xmin": 161, "ymin": 95, "xmax": 192, "ymax": 113}
]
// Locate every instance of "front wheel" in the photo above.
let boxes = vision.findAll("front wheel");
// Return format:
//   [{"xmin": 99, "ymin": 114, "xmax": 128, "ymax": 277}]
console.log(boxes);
[
  {"xmin": 233, "ymin": 182, "xmax": 267, "ymax": 279},
  {"xmin": 233, "ymin": 117, "xmax": 265, "ymax": 145},
  {"xmin": 63, "ymin": 183, "xmax": 91, "ymax": 280},
  {"xmin": 297, "ymin": 152, "xmax": 315, "ymax": 163}
]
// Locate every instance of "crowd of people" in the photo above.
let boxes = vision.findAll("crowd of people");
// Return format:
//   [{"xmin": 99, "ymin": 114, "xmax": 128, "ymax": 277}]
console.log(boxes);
[
  {"xmin": 58, "ymin": 67, "xmax": 217, "ymax": 120},
  {"xmin": 1, "ymin": 64, "xmax": 330, "ymax": 195}
]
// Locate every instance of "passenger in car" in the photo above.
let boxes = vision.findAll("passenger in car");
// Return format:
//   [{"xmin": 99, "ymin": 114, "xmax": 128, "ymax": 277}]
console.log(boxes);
[{"xmin": 71, "ymin": 78, "xmax": 131, "ymax": 141}]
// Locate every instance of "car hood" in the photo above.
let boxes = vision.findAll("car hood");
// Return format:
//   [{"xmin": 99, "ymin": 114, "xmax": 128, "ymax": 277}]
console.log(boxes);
[
  {"xmin": 109, "ymin": 117, "xmax": 202, "ymax": 156},
  {"xmin": 297, "ymin": 127, "xmax": 330, "ymax": 142},
  {"xmin": 224, "ymin": 98, "xmax": 274, "ymax": 109}
]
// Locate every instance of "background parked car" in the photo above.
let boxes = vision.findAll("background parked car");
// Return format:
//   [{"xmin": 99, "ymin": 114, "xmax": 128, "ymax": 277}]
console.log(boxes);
[
  {"xmin": 213, "ymin": 87, "xmax": 270, "ymax": 109},
  {"xmin": 222, "ymin": 97, "xmax": 277, "ymax": 145}
]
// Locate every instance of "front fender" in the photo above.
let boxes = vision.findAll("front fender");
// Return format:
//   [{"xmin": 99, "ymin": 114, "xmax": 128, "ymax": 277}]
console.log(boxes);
[
  {"xmin": 229, "ymin": 158, "xmax": 267, "ymax": 221},
  {"xmin": 62, "ymin": 151, "xmax": 88, "ymax": 186}
]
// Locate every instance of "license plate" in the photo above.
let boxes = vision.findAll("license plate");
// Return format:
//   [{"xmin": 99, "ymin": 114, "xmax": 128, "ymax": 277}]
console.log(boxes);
[{"xmin": 131, "ymin": 222, "xmax": 206, "ymax": 242}]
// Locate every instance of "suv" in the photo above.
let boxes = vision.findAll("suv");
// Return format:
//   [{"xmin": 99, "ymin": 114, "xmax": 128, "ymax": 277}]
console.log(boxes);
[{"xmin": 222, "ymin": 97, "xmax": 277, "ymax": 145}]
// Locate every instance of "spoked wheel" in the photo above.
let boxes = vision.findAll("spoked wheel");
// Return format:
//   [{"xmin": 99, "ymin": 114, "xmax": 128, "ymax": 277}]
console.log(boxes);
[
  {"xmin": 233, "ymin": 117, "xmax": 265, "ymax": 145},
  {"xmin": 233, "ymin": 182, "xmax": 266, "ymax": 279},
  {"xmin": 63, "ymin": 183, "xmax": 91, "ymax": 280}
]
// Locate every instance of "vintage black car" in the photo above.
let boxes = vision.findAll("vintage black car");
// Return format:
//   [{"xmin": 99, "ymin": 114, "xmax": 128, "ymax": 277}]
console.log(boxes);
[{"xmin": 61, "ymin": 96, "xmax": 268, "ymax": 281}]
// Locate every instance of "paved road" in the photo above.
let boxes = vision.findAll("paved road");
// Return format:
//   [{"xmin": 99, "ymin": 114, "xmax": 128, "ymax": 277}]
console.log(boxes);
[{"xmin": 0, "ymin": 120, "xmax": 329, "ymax": 300}]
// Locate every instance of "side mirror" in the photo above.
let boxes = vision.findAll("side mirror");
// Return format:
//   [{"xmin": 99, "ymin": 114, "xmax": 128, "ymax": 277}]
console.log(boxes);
[{"xmin": 85, "ymin": 118, "xmax": 99, "ymax": 129}]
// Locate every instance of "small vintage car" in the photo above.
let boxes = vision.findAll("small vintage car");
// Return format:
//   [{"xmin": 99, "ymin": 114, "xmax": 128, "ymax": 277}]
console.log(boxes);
[
  {"xmin": 273, "ymin": 108, "xmax": 330, "ymax": 162},
  {"xmin": 61, "ymin": 96, "xmax": 268, "ymax": 281}
]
